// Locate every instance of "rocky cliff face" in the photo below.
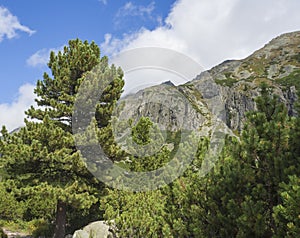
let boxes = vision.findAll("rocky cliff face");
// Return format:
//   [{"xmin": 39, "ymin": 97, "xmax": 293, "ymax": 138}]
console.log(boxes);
[
  {"xmin": 116, "ymin": 31, "xmax": 300, "ymax": 134},
  {"xmin": 204, "ymin": 31, "xmax": 300, "ymax": 130}
]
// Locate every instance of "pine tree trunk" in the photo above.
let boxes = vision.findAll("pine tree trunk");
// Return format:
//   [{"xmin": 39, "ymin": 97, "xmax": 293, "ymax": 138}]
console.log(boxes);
[{"xmin": 53, "ymin": 199, "xmax": 67, "ymax": 238}]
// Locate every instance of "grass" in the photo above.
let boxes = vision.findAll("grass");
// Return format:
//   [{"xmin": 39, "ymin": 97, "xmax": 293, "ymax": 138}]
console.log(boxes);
[
  {"xmin": 253, "ymin": 78, "xmax": 271, "ymax": 87},
  {"xmin": 178, "ymin": 84, "xmax": 210, "ymax": 117},
  {"xmin": 291, "ymin": 53, "xmax": 300, "ymax": 63},
  {"xmin": 214, "ymin": 70, "xmax": 239, "ymax": 87},
  {"xmin": 165, "ymin": 130, "xmax": 181, "ymax": 159},
  {"xmin": 0, "ymin": 228, "xmax": 7, "ymax": 238},
  {"xmin": 0, "ymin": 219, "xmax": 52, "ymax": 238},
  {"xmin": 215, "ymin": 77, "xmax": 238, "ymax": 87},
  {"xmin": 275, "ymin": 69, "xmax": 300, "ymax": 90},
  {"xmin": 245, "ymin": 58, "xmax": 268, "ymax": 76},
  {"xmin": 0, "ymin": 220, "xmax": 29, "ymax": 234}
]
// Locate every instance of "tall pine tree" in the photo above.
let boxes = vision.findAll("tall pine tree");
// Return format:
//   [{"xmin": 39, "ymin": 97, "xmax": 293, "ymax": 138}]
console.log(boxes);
[
  {"xmin": 273, "ymin": 85, "xmax": 300, "ymax": 237},
  {"xmin": 0, "ymin": 39, "xmax": 124, "ymax": 238},
  {"xmin": 200, "ymin": 83, "xmax": 293, "ymax": 236}
]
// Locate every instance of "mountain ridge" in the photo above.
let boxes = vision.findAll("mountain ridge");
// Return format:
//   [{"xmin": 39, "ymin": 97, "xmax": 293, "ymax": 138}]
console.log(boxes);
[{"xmin": 117, "ymin": 31, "xmax": 300, "ymax": 133}]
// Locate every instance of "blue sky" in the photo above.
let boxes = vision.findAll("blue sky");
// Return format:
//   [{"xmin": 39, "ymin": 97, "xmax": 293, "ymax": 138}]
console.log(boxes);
[
  {"xmin": 0, "ymin": 0, "xmax": 300, "ymax": 131},
  {"xmin": 0, "ymin": 0, "xmax": 174, "ymax": 103}
]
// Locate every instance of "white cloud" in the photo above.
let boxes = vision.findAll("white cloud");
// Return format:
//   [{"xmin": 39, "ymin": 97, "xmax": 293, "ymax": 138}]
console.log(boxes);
[
  {"xmin": 0, "ymin": 6, "xmax": 35, "ymax": 42},
  {"xmin": 102, "ymin": 32, "xmax": 143, "ymax": 57},
  {"xmin": 117, "ymin": 1, "xmax": 155, "ymax": 18},
  {"xmin": 0, "ymin": 84, "xmax": 36, "ymax": 132},
  {"xmin": 27, "ymin": 47, "xmax": 63, "ymax": 67},
  {"xmin": 102, "ymin": 0, "xmax": 300, "ymax": 69},
  {"xmin": 99, "ymin": 0, "xmax": 107, "ymax": 5},
  {"xmin": 113, "ymin": 2, "xmax": 156, "ymax": 30}
]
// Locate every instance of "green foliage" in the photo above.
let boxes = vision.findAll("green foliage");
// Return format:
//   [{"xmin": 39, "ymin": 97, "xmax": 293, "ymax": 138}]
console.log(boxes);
[
  {"xmin": 274, "ymin": 175, "xmax": 300, "ymax": 237},
  {"xmin": 0, "ymin": 182, "xmax": 24, "ymax": 221},
  {"xmin": 198, "ymin": 83, "xmax": 296, "ymax": 236},
  {"xmin": 131, "ymin": 117, "xmax": 153, "ymax": 145},
  {"xmin": 0, "ymin": 218, "xmax": 53, "ymax": 238},
  {"xmin": 165, "ymin": 130, "xmax": 181, "ymax": 158},
  {"xmin": 100, "ymin": 81, "xmax": 300, "ymax": 237},
  {"xmin": 163, "ymin": 161, "xmax": 208, "ymax": 236},
  {"xmin": 26, "ymin": 39, "xmax": 100, "ymax": 127},
  {"xmin": 0, "ymin": 228, "xmax": 7, "ymax": 238},
  {"xmin": 291, "ymin": 53, "xmax": 300, "ymax": 63},
  {"xmin": 0, "ymin": 39, "xmax": 124, "ymax": 237},
  {"xmin": 29, "ymin": 219, "xmax": 54, "ymax": 238},
  {"xmin": 275, "ymin": 69, "xmax": 300, "ymax": 90},
  {"xmin": 22, "ymin": 191, "xmax": 56, "ymax": 221},
  {"xmin": 66, "ymin": 202, "xmax": 103, "ymax": 235},
  {"xmin": 127, "ymin": 117, "xmax": 169, "ymax": 172},
  {"xmin": 1, "ymin": 37, "xmax": 300, "ymax": 238},
  {"xmin": 194, "ymin": 138, "xmax": 245, "ymax": 237},
  {"xmin": 101, "ymin": 117, "xmax": 171, "ymax": 236},
  {"xmin": 102, "ymin": 132, "xmax": 209, "ymax": 237},
  {"xmin": 273, "ymin": 88, "xmax": 300, "ymax": 237},
  {"xmin": 102, "ymin": 189, "xmax": 172, "ymax": 238},
  {"xmin": 215, "ymin": 77, "xmax": 238, "ymax": 87}
]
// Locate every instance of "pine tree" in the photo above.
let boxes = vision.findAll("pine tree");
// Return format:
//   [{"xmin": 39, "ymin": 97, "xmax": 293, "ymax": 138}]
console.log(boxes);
[
  {"xmin": 102, "ymin": 189, "xmax": 172, "ymax": 238},
  {"xmin": 160, "ymin": 137, "xmax": 212, "ymax": 238},
  {"xmin": 101, "ymin": 116, "xmax": 175, "ymax": 236},
  {"xmin": 273, "ymin": 175, "xmax": 300, "ymax": 237},
  {"xmin": 101, "ymin": 117, "xmax": 210, "ymax": 237},
  {"xmin": 200, "ymin": 83, "xmax": 293, "ymax": 236},
  {"xmin": 273, "ymin": 85, "xmax": 300, "ymax": 237},
  {"xmin": 236, "ymin": 83, "xmax": 291, "ymax": 235},
  {"xmin": 0, "ymin": 39, "xmax": 124, "ymax": 238}
]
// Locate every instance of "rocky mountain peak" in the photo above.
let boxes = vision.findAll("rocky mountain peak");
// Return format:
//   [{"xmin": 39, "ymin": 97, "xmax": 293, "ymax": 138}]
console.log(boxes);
[
  {"xmin": 253, "ymin": 31, "xmax": 300, "ymax": 59},
  {"xmin": 116, "ymin": 31, "xmax": 300, "ymax": 135}
]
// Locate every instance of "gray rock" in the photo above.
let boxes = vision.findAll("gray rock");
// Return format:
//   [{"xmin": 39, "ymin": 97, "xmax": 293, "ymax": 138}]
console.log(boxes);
[
  {"xmin": 72, "ymin": 230, "xmax": 89, "ymax": 238},
  {"xmin": 268, "ymin": 64, "xmax": 280, "ymax": 79},
  {"xmin": 72, "ymin": 221, "xmax": 114, "ymax": 238},
  {"xmin": 116, "ymin": 31, "xmax": 300, "ymax": 134}
]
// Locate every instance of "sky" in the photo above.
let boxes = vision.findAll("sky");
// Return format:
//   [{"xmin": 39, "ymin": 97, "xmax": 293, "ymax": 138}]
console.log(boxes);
[{"xmin": 0, "ymin": 0, "xmax": 300, "ymax": 131}]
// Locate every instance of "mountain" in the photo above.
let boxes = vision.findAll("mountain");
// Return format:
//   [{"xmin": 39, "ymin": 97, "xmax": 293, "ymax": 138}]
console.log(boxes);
[{"xmin": 116, "ymin": 31, "xmax": 300, "ymax": 135}]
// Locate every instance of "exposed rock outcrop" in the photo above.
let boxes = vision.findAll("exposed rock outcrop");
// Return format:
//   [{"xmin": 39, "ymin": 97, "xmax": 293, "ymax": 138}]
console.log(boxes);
[
  {"xmin": 117, "ymin": 31, "xmax": 300, "ymax": 133},
  {"xmin": 71, "ymin": 221, "xmax": 114, "ymax": 238}
]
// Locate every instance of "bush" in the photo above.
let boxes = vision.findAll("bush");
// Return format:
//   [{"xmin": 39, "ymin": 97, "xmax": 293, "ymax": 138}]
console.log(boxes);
[
  {"xmin": 275, "ymin": 69, "xmax": 300, "ymax": 90},
  {"xmin": 30, "ymin": 219, "xmax": 54, "ymax": 238},
  {"xmin": 0, "ymin": 228, "xmax": 8, "ymax": 238},
  {"xmin": 0, "ymin": 182, "xmax": 24, "ymax": 220}
]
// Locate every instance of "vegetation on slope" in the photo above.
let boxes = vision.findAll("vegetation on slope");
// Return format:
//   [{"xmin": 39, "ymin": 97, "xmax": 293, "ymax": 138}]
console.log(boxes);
[{"xmin": 1, "ymin": 33, "xmax": 300, "ymax": 237}]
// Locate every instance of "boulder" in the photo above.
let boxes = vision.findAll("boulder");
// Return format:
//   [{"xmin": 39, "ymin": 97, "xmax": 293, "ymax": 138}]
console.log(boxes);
[{"xmin": 72, "ymin": 221, "xmax": 114, "ymax": 238}]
